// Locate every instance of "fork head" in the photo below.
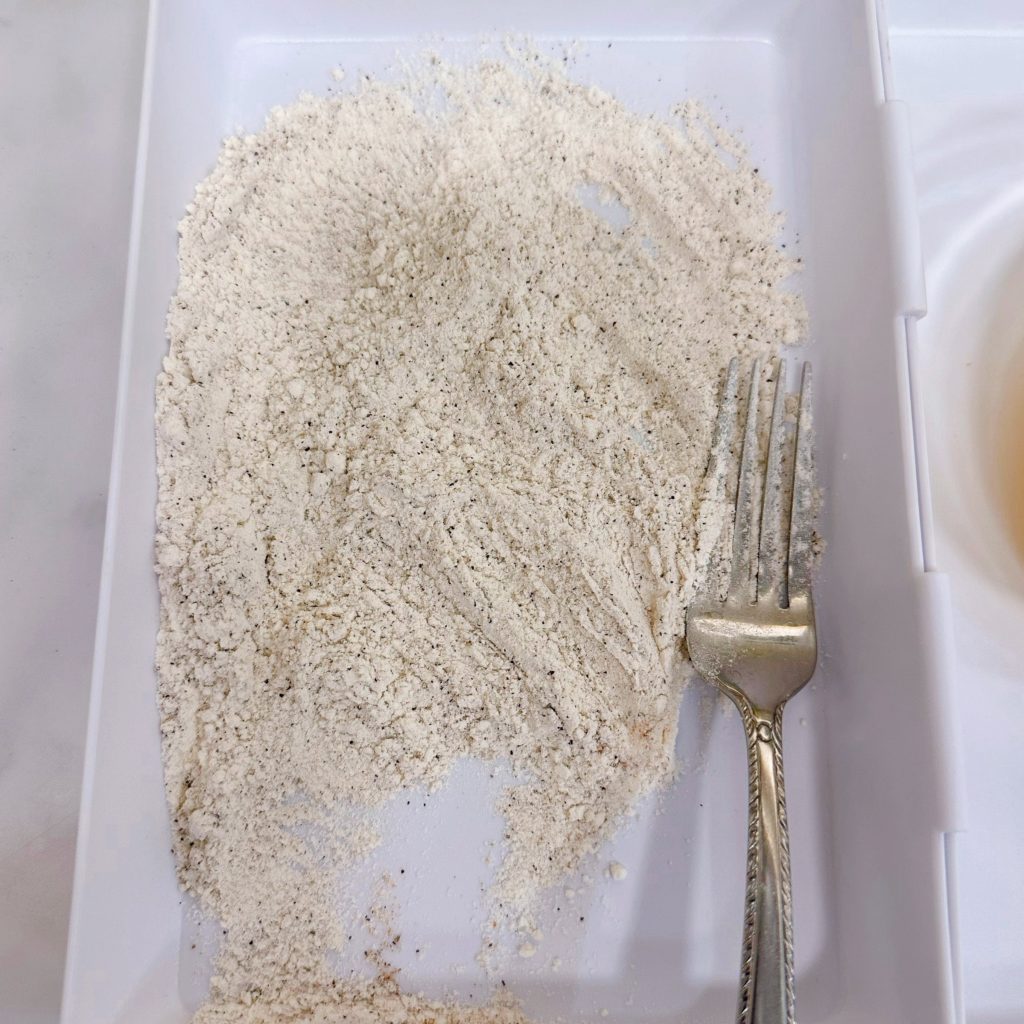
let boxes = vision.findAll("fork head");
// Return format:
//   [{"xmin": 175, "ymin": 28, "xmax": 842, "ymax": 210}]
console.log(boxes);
[{"xmin": 685, "ymin": 359, "xmax": 817, "ymax": 713}]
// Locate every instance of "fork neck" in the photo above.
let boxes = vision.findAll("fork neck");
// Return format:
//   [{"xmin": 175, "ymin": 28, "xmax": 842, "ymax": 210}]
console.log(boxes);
[{"xmin": 735, "ymin": 698, "xmax": 795, "ymax": 1024}]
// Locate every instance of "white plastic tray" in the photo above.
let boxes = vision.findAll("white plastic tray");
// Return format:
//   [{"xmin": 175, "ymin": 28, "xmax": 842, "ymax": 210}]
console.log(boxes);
[{"xmin": 62, "ymin": 1, "xmax": 961, "ymax": 1021}]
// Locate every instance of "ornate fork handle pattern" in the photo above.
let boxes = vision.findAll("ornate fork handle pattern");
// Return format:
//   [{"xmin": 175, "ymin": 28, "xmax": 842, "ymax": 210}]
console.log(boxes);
[{"xmin": 736, "ymin": 699, "xmax": 795, "ymax": 1024}]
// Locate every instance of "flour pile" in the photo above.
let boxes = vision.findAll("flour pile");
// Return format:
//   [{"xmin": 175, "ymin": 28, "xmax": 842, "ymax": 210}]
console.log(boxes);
[{"xmin": 156, "ymin": 48, "xmax": 804, "ymax": 1021}]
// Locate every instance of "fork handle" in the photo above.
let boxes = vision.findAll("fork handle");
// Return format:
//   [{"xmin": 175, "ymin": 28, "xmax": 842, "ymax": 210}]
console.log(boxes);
[{"xmin": 737, "ymin": 701, "xmax": 795, "ymax": 1024}]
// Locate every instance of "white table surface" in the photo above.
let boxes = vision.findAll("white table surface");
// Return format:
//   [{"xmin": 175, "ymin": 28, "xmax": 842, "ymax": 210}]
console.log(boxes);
[{"xmin": 0, "ymin": 3, "xmax": 1020, "ymax": 1022}]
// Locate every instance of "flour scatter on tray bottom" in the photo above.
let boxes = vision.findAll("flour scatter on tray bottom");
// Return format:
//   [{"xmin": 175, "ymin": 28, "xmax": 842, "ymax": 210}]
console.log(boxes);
[{"xmin": 155, "ymin": 47, "xmax": 804, "ymax": 1021}]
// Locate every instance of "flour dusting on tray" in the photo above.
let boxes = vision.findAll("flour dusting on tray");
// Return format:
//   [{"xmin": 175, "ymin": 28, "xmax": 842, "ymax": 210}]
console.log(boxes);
[{"xmin": 155, "ymin": 46, "xmax": 803, "ymax": 1020}]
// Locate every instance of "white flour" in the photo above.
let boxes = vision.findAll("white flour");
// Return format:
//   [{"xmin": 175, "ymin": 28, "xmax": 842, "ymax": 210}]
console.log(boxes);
[{"xmin": 156, "ymin": 48, "xmax": 804, "ymax": 1020}]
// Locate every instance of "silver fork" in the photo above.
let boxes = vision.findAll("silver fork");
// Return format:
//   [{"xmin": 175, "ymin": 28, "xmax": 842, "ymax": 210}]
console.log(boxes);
[{"xmin": 685, "ymin": 358, "xmax": 817, "ymax": 1024}]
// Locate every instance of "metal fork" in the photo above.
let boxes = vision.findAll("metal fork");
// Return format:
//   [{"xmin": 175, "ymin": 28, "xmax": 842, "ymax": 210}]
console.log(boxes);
[{"xmin": 685, "ymin": 358, "xmax": 817, "ymax": 1024}]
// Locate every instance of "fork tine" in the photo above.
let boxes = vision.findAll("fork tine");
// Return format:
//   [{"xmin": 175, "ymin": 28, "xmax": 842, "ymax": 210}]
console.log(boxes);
[
  {"xmin": 695, "ymin": 359, "xmax": 741, "ymax": 593},
  {"xmin": 729, "ymin": 360, "xmax": 762, "ymax": 601},
  {"xmin": 706, "ymin": 358, "xmax": 740, "ymax": 502},
  {"xmin": 788, "ymin": 362, "xmax": 815, "ymax": 600},
  {"xmin": 757, "ymin": 359, "xmax": 789, "ymax": 604}
]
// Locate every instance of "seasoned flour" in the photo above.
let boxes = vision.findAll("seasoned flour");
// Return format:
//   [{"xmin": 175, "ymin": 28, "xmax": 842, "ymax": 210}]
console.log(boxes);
[{"xmin": 156, "ymin": 49, "xmax": 804, "ymax": 1020}]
